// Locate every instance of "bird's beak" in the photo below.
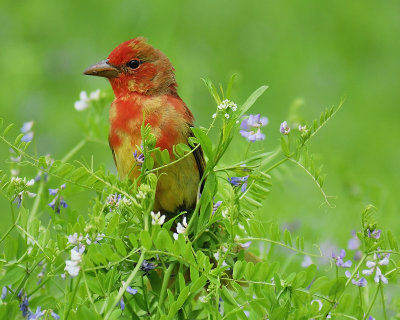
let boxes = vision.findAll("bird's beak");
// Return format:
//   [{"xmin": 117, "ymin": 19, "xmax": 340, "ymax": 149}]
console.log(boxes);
[{"xmin": 83, "ymin": 59, "xmax": 119, "ymax": 78}]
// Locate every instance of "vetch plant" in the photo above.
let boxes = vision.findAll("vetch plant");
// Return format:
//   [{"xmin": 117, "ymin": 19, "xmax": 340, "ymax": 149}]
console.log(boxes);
[{"xmin": 0, "ymin": 77, "xmax": 398, "ymax": 319}]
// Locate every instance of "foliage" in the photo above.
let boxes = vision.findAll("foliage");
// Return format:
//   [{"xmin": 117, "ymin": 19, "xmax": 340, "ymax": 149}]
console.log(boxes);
[{"xmin": 0, "ymin": 78, "xmax": 399, "ymax": 319}]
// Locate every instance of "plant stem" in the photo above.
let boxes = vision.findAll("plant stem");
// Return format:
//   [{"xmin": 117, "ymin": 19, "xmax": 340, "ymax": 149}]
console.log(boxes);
[
  {"xmin": 158, "ymin": 263, "xmax": 175, "ymax": 313},
  {"xmin": 104, "ymin": 251, "xmax": 146, "ymax": 320},
  {"xmin": 64, "ymin": 273, "xmax": 82, "ymax": 320},
  {"xmin": 362, "ymin": 285, "xmax": 380, "ymax": 320},
  {"xmin": 380, "ymin": 284, "xmax": 387, "ymax": 320},
  {"xmin": 29, "ymin": 178, "xmax": 44, "ymax": 225},
  {"xmin": 61, "ymin": 139, "xmax": 87, "ymax": 163}
]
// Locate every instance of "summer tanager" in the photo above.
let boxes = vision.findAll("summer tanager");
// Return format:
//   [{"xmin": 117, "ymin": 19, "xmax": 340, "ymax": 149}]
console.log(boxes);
[{"xmin": 84, "ymin": 37, "xmax": 204, "ymax": 213}]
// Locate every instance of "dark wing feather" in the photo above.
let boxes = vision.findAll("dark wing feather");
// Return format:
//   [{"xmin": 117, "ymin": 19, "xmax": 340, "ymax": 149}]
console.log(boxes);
[
  {"xmin": 188, "ymin": 128, "xmax": 206, "ymax": 191},
  {"xmin": 108, "ymin": 137, "xmax": 117, "ymax": 167}
]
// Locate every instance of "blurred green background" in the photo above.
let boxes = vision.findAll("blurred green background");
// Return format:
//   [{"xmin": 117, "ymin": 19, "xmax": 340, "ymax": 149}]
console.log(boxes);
[{"xmin": 1, "ymin": 0, "xmax": 399, "ymax": 247}]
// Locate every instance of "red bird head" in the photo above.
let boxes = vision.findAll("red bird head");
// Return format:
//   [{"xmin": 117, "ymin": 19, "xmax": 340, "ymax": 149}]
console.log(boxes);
[{"xmin": 84, "ymin": 37, "xmax": 177, "ymax": 96}]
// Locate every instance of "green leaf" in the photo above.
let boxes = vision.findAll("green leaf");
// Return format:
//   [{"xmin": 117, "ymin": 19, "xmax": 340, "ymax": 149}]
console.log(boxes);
[
  {"xmin": 154, "ymin": 229, "xmax": 173, "ymax": 251},
  {"xmin": 140, "ymin": 230, "xmax": 152, "ymax": 250},
  {"xmin": 310, "ymin": 276, "xmax": 329, "ymax": 294},
  {"xmin": 161, "ymin": 149, "xmax": 170, "ymax": 164},
  {"xmin": 114, "ymin": 239, "xmax": 127, "ymax": 256},
  {"xmin": 284, "ymin": 229, "xmax": 292, "ymax": 247},
  {"xmin": 220, "ymin": 286, "xmax": 237, "ymax": 306},
  {"xmin": 0, "ymin": 267, "xmax": 25, "ymax": 287},
  {"xmin": 167, "ymin": 286, "xmax": 190, "ymax": 319},
  {"xmin": 191, "ymin": 127, "xmax": 213, "ymax": 161},
  {"xmin": 106, "ymin": 214, "xmax": 119, "ymax": 235},
  {"xmin": 3, "ymin": 123, "xmax": 14, "ymax": 136},
  {"xmin": 239, "ymin": 85, "xmax": 268, "ymax": 117},
  {"xmin": 128, "ymin": 233, "xmax": 138, "ymax": 248},
  {"xmin": 233, "ymin": 261, "xmax": 245, "ymax": 280},
  {"xmin": 226, "ymin": 74, "xmax": 237, "ymax": 99}
]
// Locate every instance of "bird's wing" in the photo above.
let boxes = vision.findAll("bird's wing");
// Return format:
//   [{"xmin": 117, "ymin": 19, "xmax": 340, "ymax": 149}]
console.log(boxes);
[
  {"xmin": 108, "ymin": 137, "xmax": 117, "ymax": 167},
  {"xmin": 188, "ymin": 128, "xmax": 206, "ymax": 188}
]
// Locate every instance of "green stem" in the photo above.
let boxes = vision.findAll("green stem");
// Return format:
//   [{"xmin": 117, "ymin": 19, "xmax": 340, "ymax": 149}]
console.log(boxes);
[
  {"xmin": 61, "ymin": 139, "xmax": 87, "ymax": 163},
  {"xmin": 358, "ymin": 287, "xmax": 363, "ymax": 319},
  {"xmin": 380, "ymin": 284, "xmax": 387, "ymax": 320},
  {"xmin": 264, "ymin": 156, "xmax": 290, "ymax": 173},
  {"xmin": 362, "ymin": 285, "xmax": 380, "ymax": 320},
  {"xmin": 104, "ymin": 251, "xmax": 146, "ymax": 320},
  {"xmin": 158, "ymin": 263, "xmax": 175, "ymax": 312},
  {"xmin": 141, "ymin": 275, "xmax": 150, "ymax": 317},
  {"xmin": 64, "ymin": 273, "xmax": 82, "ymax": 320},
  {"xmin": 29, "ymin": 178, "xmax": 44, "ymax": 225}
]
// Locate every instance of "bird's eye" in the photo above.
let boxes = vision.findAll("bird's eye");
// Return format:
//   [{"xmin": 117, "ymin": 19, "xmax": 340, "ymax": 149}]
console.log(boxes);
[{"xmin": 126, "ymin": 59, "xmax": 141, "ymax": 69}]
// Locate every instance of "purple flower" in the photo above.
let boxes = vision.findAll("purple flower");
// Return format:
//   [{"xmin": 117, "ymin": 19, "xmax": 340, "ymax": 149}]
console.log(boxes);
[
  {"xmin": 48, "ymin": 196, "xmax": 68, "ymax": 214},
  {"xmin": 345, "ymin": 271, "xmax": 367, "ymax": 287},
  {"xmin": 141, "ymin": 260, "xmax": 156, "ymax": 273},
  {"xmin": 212, "ymin": 201, "xmax": 222, "ymax": 215},
  {"xmin": 28, "ymin": 306, "xmax": 45, "ymax": 320},
  {"xmin": 120, "ymin": 297, "xmax": 125, "ymax": 310},
  {"xmin": 332, "ymin": 249, "xmax": 352, "ymax": 268},
  {"xmin": 133, "ymin": 150, "xmax": 145, "ymax": 165},
  {"xmin": 240, "ymin": 114, "xmax": 268, "ymax": 142},
  {"xmin": 280, "ymin": 121, "xmax": 290, "ymax": 135},
  {"xmin": 362, "ymin": 253, "xmax": 390, "ymax": 284},
  {"xmin": 121, "ymin": 281, "xmax": 138, "ymax": 296},
  {"xmin": 238, "ymin": 241, "xmax": 251, "ymax": 249},
  {"xmin": 50, "ymin": 311, "xmax": 60, "ymax": 320},
  {"xmin": 1, "ymin": 286, "xmax": 9, "ymax": 300},
  {"xmin": 348, "ymin": 231, "xmax": 361, "ymax": 250},
  {"xmin": 367, "ymin": 229, "xmax": 381, "ymax": 239},
  {"xmin": 48, "ymin": 188, "xmax": 58, "ymax": 195},
  {"xmin": 374, "ymin": 267, "xmax": 388, "ymax": 284},
  {"xmin": 21, "ymin": 121, "xmax": 34, "ymax": 142},
  {"xmin": 228, "ymin": 175, "xmax": 249, "ymax": 192},
  {"xmin": 48, "ymin": 184, "xmax": 68, "ymax": 213},
  {"xmin": 20, "ymin": 294, "xmax": 29, "ymax": 317}
]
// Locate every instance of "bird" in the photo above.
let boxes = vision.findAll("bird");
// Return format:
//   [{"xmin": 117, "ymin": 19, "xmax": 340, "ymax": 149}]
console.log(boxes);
[{"xmin": 83, "ymin": 37, "xmax": 204, "ymax": 214}]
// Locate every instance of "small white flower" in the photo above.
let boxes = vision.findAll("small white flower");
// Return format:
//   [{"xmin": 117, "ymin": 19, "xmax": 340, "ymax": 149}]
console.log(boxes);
[
  {"xmin": 151, "ymin": 211, "xmax": 166, "ymax": 226},
  {"xmin": 173, "ymin": 217, "xmax": 188, "ymax": 240},
  {"xmin": 224, "ymin": 113, "xmax": 230, "ymax": 119},
  {"xmin": 70, "ymin": 246, "xmax": 85, "ymax": 261},
  {"xmin": 68, "ymin": 233, "xmax": 79, "ymax": 245},
  {"xmin": 374, "ymin": 266, "xmax": 388, "ymax": 284},
  {"xmin": 74, "ymin": 91, "xmax": 90, "ymax": 111},
  {"xmin": 74, "ymin": 89, "xmax": 101, "ymax": 111},
  {"xmin": 11, "ymin": 177, "xmax": 22, "ymax": 185},
  {"xmin": 26, "ymin": 179, "xmax": 35, "ymax": 187},
  {"xmin": 65, "ymin": 245, "xmax": 85, "ymax": 277},
  {"xmin": 89, "ymin": 89, "xmax": 100, "ymax": 100},
  {"xmin": 221, "ymin": 260, "xmax": 230, "ymax": 269},
  {"xmin": 119, "ymin": 196, "xmax": 132, "ymax": 206},
  {"xmin": 213, "ymin": 251, "xmax": 220, "ymax": 261},
  {"xmin": 95, "ymin": 233, "xmax": 105, "ymax": 243},
  {"xmin": 10, "ymin": 169, "xmax": 20, "ymax": 176},
  {"xmin": 298, "ymin": 125, "xmax": 307, "ymax": 132},
  {"xmin": 176, "ymin": 217, "xmax": 187, "ymax": 234},
  {"xmin": 301, "ymin": 256, "xmax": 313, "ymax": 268},
  {"xmin": 21, "ymin": 121, "xmax": 34, "ymax": 133},
  {"xmin": 199, "ymin": 296, "xmax": 208, "ymax": 303},
  {"xmin": 65, "ymin": 260, "xmax": 80, "ymax": 277},
  {"xmin": 221, "ymin": 209, "xmax": 229, "ymax": 219},
  {"xmin": 212, "ymin": 113, "xmax": 217, "ymax": 119},
  {"xmin": 136, "ymin": 190, "xmax": 147, "ymax": 199}
]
